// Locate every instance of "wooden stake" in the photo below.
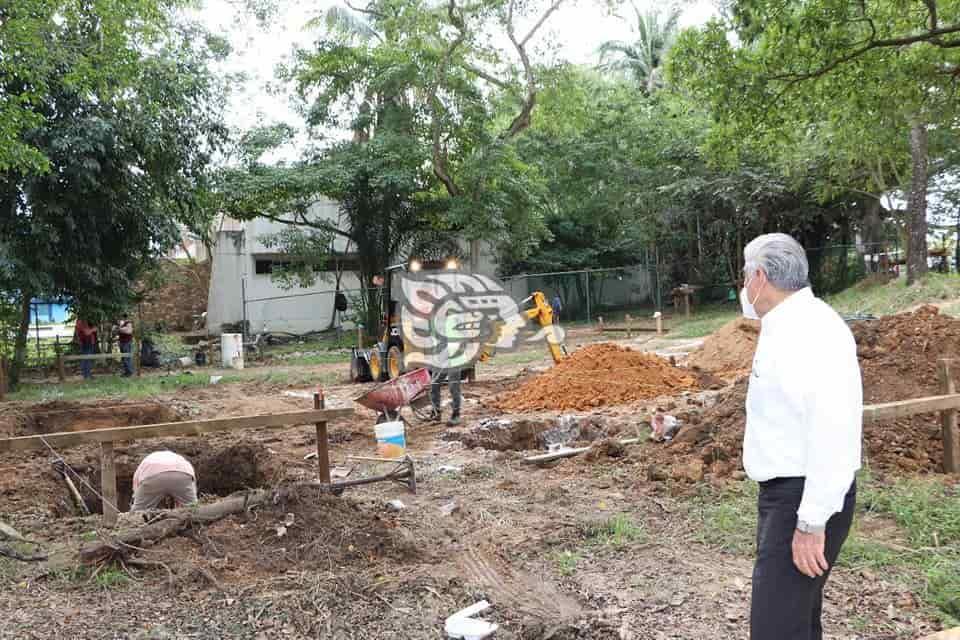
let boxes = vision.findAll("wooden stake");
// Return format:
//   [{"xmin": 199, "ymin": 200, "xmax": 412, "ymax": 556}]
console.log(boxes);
[
  {"xmin": 654, "ymin": 313, "xmax": 663, "ymax": 336},
  {"xmin": 938, "ymin": 359, "xmax": 960, "ymax": 473},
  {"xmin": 684, "ymin": 292, "xmax": 691, "ymax": 319},
  {"xmin": 314, "ymin": 390, "xmax": 331, "ymax": 484},
  {"xmin": 100, "ymin": 441, "xmax": 119, "ymax": 526},
  {"xmin": 625, "ymin": 314, "xmax": 633, "ymax": 338},
  {"xmin": 135, "ymin": 339, "xmax": 141, "ymax": 377},
  {"xmin": 0, "ymin": 356, "xmax": 7, "ymax": 401},
  {"xmin": 57, "ymin": 353, "xmax": 66, "ymax": 383},
  {"xmin": 597, "ymin": 316, "xmax": 604, "ymax": 334}
]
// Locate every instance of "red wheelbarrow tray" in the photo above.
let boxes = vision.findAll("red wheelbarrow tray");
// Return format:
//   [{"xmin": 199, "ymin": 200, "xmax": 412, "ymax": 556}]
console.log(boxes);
[{"xmin": 353, "ymin": 367, "xmax": 432, "ymax": 413}]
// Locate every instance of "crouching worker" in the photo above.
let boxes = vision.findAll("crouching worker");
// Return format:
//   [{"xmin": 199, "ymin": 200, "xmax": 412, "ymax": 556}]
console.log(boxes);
[{"xmin": 131, "ymin": 451, "xmax": 197, "ymax": 511}]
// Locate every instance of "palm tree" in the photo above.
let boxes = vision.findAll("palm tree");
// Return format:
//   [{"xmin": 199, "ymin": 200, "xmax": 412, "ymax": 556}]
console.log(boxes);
[{"xmin": 598, "ymin": 4, "xmax": 682, "ymax": 94}]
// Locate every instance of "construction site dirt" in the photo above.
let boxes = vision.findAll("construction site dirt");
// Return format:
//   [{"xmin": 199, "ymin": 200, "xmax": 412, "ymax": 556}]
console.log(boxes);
[{"xmin": 0, "ymin": 324, "xmax": 952, "ymax": 639}]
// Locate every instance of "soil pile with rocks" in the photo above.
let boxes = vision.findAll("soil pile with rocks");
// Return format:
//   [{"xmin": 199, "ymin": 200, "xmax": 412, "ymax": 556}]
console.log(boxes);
[
  {"xmin": 852, "ymin": 305, "xmax": 954, "ymax": 472},
  {"xmin": 687, "ymin": 318, "xmax": 759, "ymax": 379},
  {"xmin": 640, "ymin": 378, "xmax": 748, "ymax": 482},
  {"xmin": 496, "ymin": 343, "xmax": 698, "ymax": 412},
  {"xmin": 641, "ymin": 305, "xmax": 958, "ymax": 479}
]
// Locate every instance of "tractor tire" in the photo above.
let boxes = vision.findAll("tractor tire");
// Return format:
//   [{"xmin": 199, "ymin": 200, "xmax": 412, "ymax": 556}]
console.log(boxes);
[
  {"xmin": 387, "ymin": 345, "xmax": 404, "ymax": 379},
  {"xmin": 369, "ymin": 348, "xmax": 386, "ymax": 382},
  {"xmin": 350, "ymin": 349, "xmax": 371, "ymax": 383}
]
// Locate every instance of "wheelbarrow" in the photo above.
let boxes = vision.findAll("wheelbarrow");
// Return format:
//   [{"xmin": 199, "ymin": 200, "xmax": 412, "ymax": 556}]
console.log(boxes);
[{"xmin": 353, "ymin": 367, "xmax": 434, "ymax": 423}]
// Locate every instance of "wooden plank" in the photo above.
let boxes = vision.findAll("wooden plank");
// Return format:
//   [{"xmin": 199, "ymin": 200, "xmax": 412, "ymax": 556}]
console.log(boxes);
[
  {"xmin": 61, "ymin": 353, "xmax": 133, "ymax": 362},
  {"xmin": 101, "ymin": 441, "xmax": 118, "ymax": 527},
  {"xmin": 862, "ymin": 394, "xmax": 960, "ymax": 425},
  {"xmin": 0, "ymin": 408, "xmax": 354, "ymax": 452},
  {"xmin": 939, "ymin": 360, "xmax": 960, "ymax": 473},
  {"xmin": 315, "ymin": 391, "xmax": 331, "ymax": 484}
]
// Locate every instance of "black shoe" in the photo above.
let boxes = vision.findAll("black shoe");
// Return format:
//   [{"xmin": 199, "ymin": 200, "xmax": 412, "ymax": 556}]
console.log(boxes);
[
  {"xmin": 447, "ymin": 412, "xmax": 461, "ymax": 426},
  {"xmin": 429, "ymin": 409, "xmax": 442, "ymax": 423}
]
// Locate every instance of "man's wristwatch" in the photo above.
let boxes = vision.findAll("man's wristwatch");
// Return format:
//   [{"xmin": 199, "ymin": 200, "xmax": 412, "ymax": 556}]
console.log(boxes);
[{"xmin": 796, "ymin": 520, "xmax": 825, "ymax": 534}]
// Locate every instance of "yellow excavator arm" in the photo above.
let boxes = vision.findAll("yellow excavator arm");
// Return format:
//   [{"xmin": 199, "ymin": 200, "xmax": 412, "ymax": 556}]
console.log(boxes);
[{"xmin": 478, "ymin": 291, "xmax": 567, "ymax": 364}]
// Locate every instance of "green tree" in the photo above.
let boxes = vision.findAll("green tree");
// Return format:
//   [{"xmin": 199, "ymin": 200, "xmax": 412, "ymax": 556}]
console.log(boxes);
[
  {"xmin": 598, "ymin": 4, "xmax": 681, "ymax": 94},
  {"xmin": 0, "ymin": 16, "xmax": 228, "ymax": 387},
  {"xmin": 669, "ymin": 0, "xmax": 960, "ymax": 284}
]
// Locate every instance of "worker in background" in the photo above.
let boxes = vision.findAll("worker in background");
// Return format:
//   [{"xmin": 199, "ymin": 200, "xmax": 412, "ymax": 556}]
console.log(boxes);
[
  {"xmin": 73, "ymin": 317, "xmax": 98, "ymax": 380},
  {"xmin": 115, "ymin": 314, "xmax": 134, "ymax": 377},
  {"xmin": 130, "ymin": 451, "xmax": 197, "ymax": 511},
  {"xmin": 550, "ymin": 292, "xmax": 562, "ymax": 325},
  {"xmin": 429, "ymin": 290, "xmax": 464, "ymax": 427},
  {"xmin": 740, "ymin": 233, "xmax": 861, "ymax": 640}
]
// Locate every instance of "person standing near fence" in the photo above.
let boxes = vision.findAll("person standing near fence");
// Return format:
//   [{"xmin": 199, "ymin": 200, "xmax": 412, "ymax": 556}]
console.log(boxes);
[
  {"xmin": 740, "ymin": 233, "xmax": 862, "ymax": 640},
  {"xmin": 115, "ymin": 314, "xmax": 134, "ymax": 377},
  {"xmin": 73, "ymin": 317, "xmax": 98, "ymax": 380},
  {"xmin": 551, "ymin": 292, "xmax": 562, "ymax": 325}
]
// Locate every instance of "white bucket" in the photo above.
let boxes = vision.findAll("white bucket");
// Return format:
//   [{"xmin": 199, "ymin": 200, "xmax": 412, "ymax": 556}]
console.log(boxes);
[
  {"xmin": 374, "ymin": 421, "xmax": 406, "ymax": 458},
  {"xmin": 221, "ymin": 333, "xmax": 244, "ymax": 370}
]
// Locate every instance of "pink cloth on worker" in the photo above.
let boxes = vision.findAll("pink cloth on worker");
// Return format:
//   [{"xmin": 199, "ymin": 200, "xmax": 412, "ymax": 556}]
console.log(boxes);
[{"xmin": 133, "ymin": 451, "xmax": 195, "ymax": 491}]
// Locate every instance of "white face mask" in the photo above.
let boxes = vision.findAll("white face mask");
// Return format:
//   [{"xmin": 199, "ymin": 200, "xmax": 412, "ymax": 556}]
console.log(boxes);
[
  {"xmin": 740, "ymin": 276, "xmax": 763, "ymax": 320},
  {"xmin": 740, "ymin": 287, "xmax": 759, "ymax": 320}
]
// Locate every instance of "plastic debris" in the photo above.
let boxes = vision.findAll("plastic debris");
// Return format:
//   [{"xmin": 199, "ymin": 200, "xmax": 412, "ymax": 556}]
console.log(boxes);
[
  {"xmin": 445, "ymin": 600, "xmax": 498, "ymax": 639},
  {"xmin": 387, "ymin": 499, "xmax": 406, "ymax": 511}
]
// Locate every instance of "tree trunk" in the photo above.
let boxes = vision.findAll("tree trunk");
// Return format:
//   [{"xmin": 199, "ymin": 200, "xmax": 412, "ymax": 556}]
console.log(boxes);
[
  {"xmin": 9, "ymin": 293, "xmax": 32, "ymax": 390},
  {"xmin": 906, "ymin": 121, "xmax": 929, "ymax": 286}
]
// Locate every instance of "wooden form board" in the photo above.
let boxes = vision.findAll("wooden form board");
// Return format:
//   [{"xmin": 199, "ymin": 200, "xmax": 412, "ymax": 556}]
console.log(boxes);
[
  {"xmin": 861, "ymin": 394, "xmax": 960, "ymax": 426},
  {"xmin": 0, "ymin": 408, "xmax": 354, "ymax": 452}
]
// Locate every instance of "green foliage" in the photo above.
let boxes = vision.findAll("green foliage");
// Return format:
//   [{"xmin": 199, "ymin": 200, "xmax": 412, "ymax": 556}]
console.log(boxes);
[
  {"xmin": 586, "ymin": 513, "xmax": 646, "ymax": 547},
  {"xmin": 0, "ymin": 7, "xmax": 227, "ymax": 387},
  {"xmin": 827, "ymin": 273, "xmax": 960, "ymax": 316},
  {"xmin": 553, "ymin": 550, "xmax": 582, "ymax": 576},
  {"xmin": 599, "ymin": 4, "xmax": 681, "ymax": 93}
]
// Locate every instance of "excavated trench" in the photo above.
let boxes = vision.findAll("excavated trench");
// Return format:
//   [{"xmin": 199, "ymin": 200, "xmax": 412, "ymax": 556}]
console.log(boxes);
[{"xmin": 51, "ymin": 442, "xmax": 273, "ymax": 516}]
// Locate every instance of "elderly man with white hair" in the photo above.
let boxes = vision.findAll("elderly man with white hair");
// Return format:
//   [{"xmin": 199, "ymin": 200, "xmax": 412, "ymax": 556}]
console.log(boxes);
[{"xmin": 740, "ymin": 233, "xmax": 862, "ymax": 640}]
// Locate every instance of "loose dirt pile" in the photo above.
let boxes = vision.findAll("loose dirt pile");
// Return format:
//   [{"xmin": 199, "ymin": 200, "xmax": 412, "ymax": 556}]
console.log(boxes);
[
  {"xmin": 639, "ymin": 305, "xmax": 959, "ymax": 479},
  {"xmin": 687, "ymin": 318, "xmax": 759, "ymax": 379},
  {"xmin": 496, "ymin": 343, "xmax": 698, "ymax": 412},
  {"xmin": 853, "ymin": 305, "xmax": 954, "ymax": 472}
]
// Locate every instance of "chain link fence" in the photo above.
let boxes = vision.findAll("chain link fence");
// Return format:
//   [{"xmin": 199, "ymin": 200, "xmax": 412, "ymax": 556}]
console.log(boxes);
[{"xmin": 502, "ymin": 265, "xmax": 661, "ymax": 325}]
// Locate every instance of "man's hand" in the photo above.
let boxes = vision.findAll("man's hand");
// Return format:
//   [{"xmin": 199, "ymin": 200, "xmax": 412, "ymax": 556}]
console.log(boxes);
[{"xmin": 792, "ymin": 529, "xmax": 829, "ymax": 578}]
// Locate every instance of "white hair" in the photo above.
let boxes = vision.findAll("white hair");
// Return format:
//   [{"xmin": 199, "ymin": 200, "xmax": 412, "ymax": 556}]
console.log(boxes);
[{"xmin": 744, "ymin": 233, "xmax": 809, "ymax": 291}]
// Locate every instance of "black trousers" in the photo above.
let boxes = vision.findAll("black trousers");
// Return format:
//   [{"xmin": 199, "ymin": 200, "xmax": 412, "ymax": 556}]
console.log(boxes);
[{"xmin": 750, "ymin": 478, "xmax": 856, "ymax": 640}]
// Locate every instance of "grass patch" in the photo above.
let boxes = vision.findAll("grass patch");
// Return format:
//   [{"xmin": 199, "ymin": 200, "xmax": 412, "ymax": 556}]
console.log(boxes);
[
  {"xmin": 7, "ymin": 372, "xmax": 213, "ymax": 402},
  {"xmin": 827, "ymin": 273, "xmax": 960, "ymax": 316},
  {"xmin": 8, "ymin": 366, "xmax": 342, "ymax": 402},
  {"xmin": 553, "ymin": 550, "xmax": 582, "ymax": 576},
  {"xmin": 262, "ymin": 334, "xmax": 358, "ymax": 357},
  {"xmin": 586, "ymin": 513, "xmax": 646, "ymax": 547},
  {"xmin": 687, "ymin": 481, "xmax": 758, "ymax": 554},
  {"xmin": 687, "ymin": 476, "xmax": 959, "ymax": 626},
  {"xmin": 669, "ymin": 306, "xmax": 739, "ymax": 339},
  {"xmin": 854, "ymin": 478, "xmax": 960, "ymax": 626},
  {"xmin": 490, "ymin": 350, "xmax": 550, "ymax": 366},
  {"xmin": 278, "ymin": 352, "xmax": 351, "ymax": 366}
]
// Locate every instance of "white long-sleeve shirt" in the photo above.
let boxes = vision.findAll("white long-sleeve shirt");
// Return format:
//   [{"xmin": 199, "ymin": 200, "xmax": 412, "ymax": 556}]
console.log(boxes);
[{"xmin": 744, "ymin": 287, "xmax": 862, "ymax": 526}]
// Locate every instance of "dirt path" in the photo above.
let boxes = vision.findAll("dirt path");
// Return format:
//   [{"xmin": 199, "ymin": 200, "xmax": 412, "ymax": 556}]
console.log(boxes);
[{"xmin": 0, "ymin": 341, "xmax": 943, "ymax": 639}]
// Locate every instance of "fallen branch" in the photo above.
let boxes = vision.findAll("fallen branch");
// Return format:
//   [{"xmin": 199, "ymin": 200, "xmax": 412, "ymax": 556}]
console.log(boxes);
[
  {"xmin": 78, "ymin": 488, "xmax": 273, "ymax": 566},
  {"xmin": 522, "ymin": 438, "xmax": 641, "ymax": 465},
  {"xmin": 78, "ymin": 481, "xmax": 332, "ymax": 566}
]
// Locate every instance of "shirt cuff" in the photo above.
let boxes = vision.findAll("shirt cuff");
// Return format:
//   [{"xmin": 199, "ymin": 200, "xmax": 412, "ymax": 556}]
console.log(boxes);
[{"xmin": 796, "ymin": 504, "xmax": 831, "ymax": 528}]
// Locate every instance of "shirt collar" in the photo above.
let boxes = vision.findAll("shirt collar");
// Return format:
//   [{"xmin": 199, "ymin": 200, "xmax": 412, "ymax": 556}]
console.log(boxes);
[{"xmin": 761, "ymin": 286, "xmax": 813, "ymax": 328}]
